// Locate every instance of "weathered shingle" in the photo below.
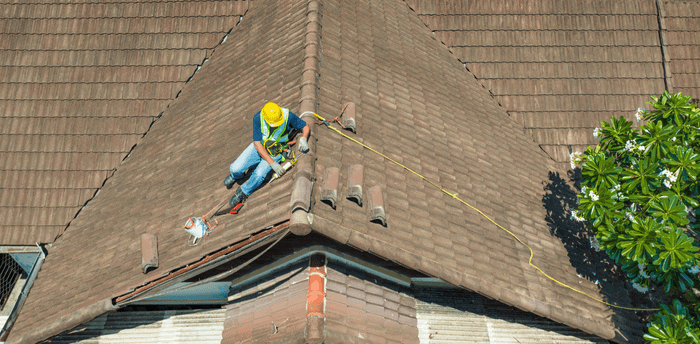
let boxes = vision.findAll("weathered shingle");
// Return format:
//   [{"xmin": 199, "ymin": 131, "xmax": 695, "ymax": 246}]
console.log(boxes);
[
  {"xmin": 404, "ymin": 0, "xmax": 667, "ymax": 163},
  {"xmin": 662, "ymin": 1, "xmax": 700, "ymax": 100},
  {"xmin": 6, "ymin": 0, "xmax": 309, "ymax": 342},
  {"xmin": 0, "ymin": 0, "xmax": 248, "ymax": 245},
  {"xmin": 311, "ymin": 0, "xmax": 642, "ymax": 341}
]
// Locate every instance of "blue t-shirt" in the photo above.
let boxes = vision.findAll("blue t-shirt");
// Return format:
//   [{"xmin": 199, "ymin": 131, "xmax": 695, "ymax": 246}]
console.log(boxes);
[{"xmin": 252, "ymin": 110, "xmax": 307, "ymax": 142}]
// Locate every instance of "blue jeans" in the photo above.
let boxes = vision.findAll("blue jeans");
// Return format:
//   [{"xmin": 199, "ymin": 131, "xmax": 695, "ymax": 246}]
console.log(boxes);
[{"xmin": 229, "ymin": 142, "xmax": 284, "ymax": 196}]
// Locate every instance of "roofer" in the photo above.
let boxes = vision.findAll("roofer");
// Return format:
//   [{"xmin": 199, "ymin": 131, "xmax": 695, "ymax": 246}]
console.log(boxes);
[{"xmin": 223, "ymin": 102, "xmax": 310, "ymax": 208}]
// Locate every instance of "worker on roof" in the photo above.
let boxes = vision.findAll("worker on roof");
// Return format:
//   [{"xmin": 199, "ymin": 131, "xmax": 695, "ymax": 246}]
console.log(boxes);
[{"xmin": 224, "ymin": 102, "xmax": 310, "ymax": 207}]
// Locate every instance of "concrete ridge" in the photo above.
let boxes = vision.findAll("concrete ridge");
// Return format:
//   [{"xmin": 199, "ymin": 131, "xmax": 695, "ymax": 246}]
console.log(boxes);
[{"xmin": 289, "ymin": 0, "xmax": 322, "ymax": 236}]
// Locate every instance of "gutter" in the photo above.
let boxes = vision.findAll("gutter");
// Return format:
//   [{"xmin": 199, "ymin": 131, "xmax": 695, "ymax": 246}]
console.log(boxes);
[
  {"xmin": 0, "ymin": 244, "xmax": 45, "ymax": 342},
  {"xmin": 4, "ymin": 245, "xmax": 117, "ymax": 344}
]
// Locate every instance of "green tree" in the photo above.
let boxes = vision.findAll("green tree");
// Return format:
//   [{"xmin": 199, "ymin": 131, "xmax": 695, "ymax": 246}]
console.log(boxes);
[{"xmin": 571, "ymin": 91, "xmax": 700, "ymax": 342}]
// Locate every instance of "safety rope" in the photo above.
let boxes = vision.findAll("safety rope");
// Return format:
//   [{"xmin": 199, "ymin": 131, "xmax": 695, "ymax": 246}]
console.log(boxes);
[{"xmin": 312, "ymin": 109, "xmax": 660, "ymax": 312}]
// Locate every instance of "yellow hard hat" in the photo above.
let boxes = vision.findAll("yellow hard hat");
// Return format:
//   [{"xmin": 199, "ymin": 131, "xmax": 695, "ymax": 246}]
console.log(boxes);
[{"xmin": 261, "ymin": 102, "xmax": 284, "ymax": 127}]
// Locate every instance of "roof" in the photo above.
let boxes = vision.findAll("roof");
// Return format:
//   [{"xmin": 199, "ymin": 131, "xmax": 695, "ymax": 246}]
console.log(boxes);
[
  {"xmin": 414, "ymin": 286, "xmax": 610, "ymax": 343},
  {"xmin": 45, "ymin": 308, "xmax": 227, "ymax": 343},
  {"xmin": 324, "ymin": 266, "xmax": 419, "ymax": 344},
  {"xmin": 307, "ymin": 0, "xmax": 642, "ymax": 341},
  {"xmin": 6, "ymin": 0, "xmax": 305, "ymax": 341},
  {"xmin": 663, "ymin": 1, "xmax": 700, "ymax": 97},
  {"xmin": 222, "ymin": 259, "xmax": 419, "ymax": 344},
  {"xmin": 0, "ymin": 0, "xmax": 248, "ymax": 244},
  {"xmin": 5, "ymin": 0, "xmax": 681, "ymax": 342},
  {"xmin": 402, "ymin": 0, "xmax": 668, "ymax": 163},
  {"xmin": 223, "ymin": 263, "xmax": 309, "ymax": 343}
]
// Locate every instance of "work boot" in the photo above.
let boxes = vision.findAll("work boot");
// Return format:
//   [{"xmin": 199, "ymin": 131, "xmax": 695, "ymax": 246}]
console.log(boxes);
[
  {"xmin": 223, "ymin": 174, "xmax": 236, "ymax": 189},
  {"xmin": 229, "ymin": 187, "xmax": 248, "ymax": 207}
]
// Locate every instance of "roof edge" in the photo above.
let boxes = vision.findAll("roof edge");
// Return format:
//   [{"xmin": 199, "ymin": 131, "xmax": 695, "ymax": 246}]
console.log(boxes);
[
  {"xmin": 114, "ymin": 219, "xmax": 290, "ymax": 304},
  {"xmin": 309, "ymin": 214, "xmax": 619, "ymax": 342},
  {"xmin": 289, "ymin": 0, "xmax": 322, "ymax": 237},
  {"xmin": 7, "ymin": 298, "xmax": 116, "ymax": 344}
]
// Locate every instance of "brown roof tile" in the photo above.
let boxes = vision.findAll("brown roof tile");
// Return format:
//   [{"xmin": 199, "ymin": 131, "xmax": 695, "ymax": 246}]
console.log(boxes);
[
  {"xmin": 309, "ymin": 0, "xmax": 641, "ymax": 341},
  {"xmin": 0, "ymin": 1, "xmax": 244, "ymax": 245},
  {"xmin": 6, "ymin": 0, "xmax": 302, "ymax": 342},
  {"xmin": 663, "ymin": 1, "xmax": 700, "ymax": 98},
  {"xmin": 410, "ymin": 0, "xmax": 665, "ymax": 162}
]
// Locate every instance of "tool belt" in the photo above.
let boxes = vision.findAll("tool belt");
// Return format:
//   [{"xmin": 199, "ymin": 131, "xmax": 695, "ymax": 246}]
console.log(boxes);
[{"xmin": 264, "ymin": 140, "xmax": 287, "ymax": 157}]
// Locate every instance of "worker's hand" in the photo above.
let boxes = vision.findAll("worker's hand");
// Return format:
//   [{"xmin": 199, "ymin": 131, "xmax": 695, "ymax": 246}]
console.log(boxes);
[
  {"xmin": 271, "ymin": 162, "xmax": 285, "ymax": 176},
  {"xmin": 298, "ymin": 137, "xmax": 309, "ymax": 153}
]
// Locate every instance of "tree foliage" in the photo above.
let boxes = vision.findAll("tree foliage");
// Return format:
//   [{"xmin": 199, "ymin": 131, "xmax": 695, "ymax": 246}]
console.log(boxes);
[{"xmin": 571, "ymin": 92, "xmax": 700, "ymax": 342}]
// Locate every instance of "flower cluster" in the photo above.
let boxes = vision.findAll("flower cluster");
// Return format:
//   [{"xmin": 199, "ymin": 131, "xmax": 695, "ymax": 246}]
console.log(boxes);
[
  {"xmin": 632, "ymin": 282, "xmax": 648, "ymax": 293},
  {"xmin": 593, "ymin": 127, "xmax": 601, "ymax": 139},
  {"xmin": 635, "ymin": 107, "xmax": 646, "ymax": 122},
  {"xmin": 571, "ymin": 210, "xmax": 586, "ymax": 222},
  {"xmin": 569, "ymin": 151, "xmax": 584, "ymax": 170},
  {"xmin": 588, "ymin": 190, "xmax": 599, "ymax": 201},
  {"xmin": 658, "ymin": 169, "xmax": 678, "ymax": 188},
  {"xmin": 624, "ymin": 139, "xmax": 645, "ymax": 153}
]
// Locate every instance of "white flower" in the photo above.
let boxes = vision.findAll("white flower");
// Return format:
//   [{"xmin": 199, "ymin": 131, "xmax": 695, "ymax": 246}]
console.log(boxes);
[
  {"xmin": 672, "ymin": 137, "xmax": 677, "ymax": 142},
  {"xmin": 625, "ymin": 140, "xmax": 636, "ymax": 151},
  {"xmin": 589, "ymin": 236, "xmax": 600, "ymax": 252},
  {"xmin": 569, "ymin": 151, "xmax": 583, "ymax": 170},
  {"xmin": 664, "ymin": 179, "xmax": 672, "ymax": 188},
  {"xmin": 593, "ymin": 127, "xmax": 601, "ymax": 138},
  {"xmin": 659, "ymin": 169, "xmax": 676, "ymax": 187},
  {"xmin": 589, "ymin": 191, "xmax": 599, "ymax": 201},
  {"xmin": 571, "ymin": 210, "xmax": 586, "ymax": 222},
  {"xmin": 581, "ymin": 186, "xmax": 587, "ymax": 194},
  {"xmin": 625, "ymin": 212, "xmax": 637, "ymax": 224},
  {"xmin": 689, "ymin": 265, "xmax": 700, "ymax": 274},
  {"xmin": 632, "ymin": 282, "xmax": 648, "ymax": 293},
  {"xmin": 635, "ymin": 108, "xmax": 645, "ymax": 122},
  {"xmin": 638, "ymin": 145, "xmax": 645, "ymax": 152},
  {"xmin": 668, "ymin": 171, "xmax": 677, "ymax": 183}
]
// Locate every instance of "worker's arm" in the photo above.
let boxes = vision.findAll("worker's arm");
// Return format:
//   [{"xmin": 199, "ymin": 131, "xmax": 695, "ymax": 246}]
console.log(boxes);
[
  {"xmin": 253, "ymin": 141, "xmax": 276, "ymax": 166},
  {"xmin": 301, "ymin": 123, "xmax": 310, "ymax": 139}
]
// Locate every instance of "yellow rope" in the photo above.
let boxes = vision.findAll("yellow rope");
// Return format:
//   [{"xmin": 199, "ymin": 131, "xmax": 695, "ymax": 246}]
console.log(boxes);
[{"xmin": 313, "ymin": 112, "xmax": 660, "ymax": 312}]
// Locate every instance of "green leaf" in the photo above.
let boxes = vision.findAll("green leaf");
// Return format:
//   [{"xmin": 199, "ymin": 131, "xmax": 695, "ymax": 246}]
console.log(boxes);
[
  {"xmin": 649, "ymin": 195, "xmax": 690, "ymax": 226},
  {"xmin": 654, "ymin": 227, "xmax": 699, "ymax": 272}
]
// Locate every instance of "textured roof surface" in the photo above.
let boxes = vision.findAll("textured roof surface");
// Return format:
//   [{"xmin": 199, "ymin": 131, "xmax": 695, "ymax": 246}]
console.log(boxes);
[
  {"xmin": 309, "ymin": 0, "xmax": 641, "ymax": 341},
  {"xmin": 45, "ymin": 308, "xmax": 226, "ymax": 343},
  {"xmin": 7, "ymin": 0, "xmax": 306, "ymax": 341},
  {"xmin": 222, "ymin": 261, "xmax": 420, "ymax": 344},
  {"xmin": 324, "ymin": 265, "xmax": 419, "ymax": 344},
  {"xmin": 414, "ymin": 287, "xmax": 609, "ymax": 343},
  {"xmin": 663, "ymin": 1, "xmax": 700, "ymax": 98},
  {"xmin": 0, "ymin": 0, "xmax": 247, "ymax": 244},
  {"xmin": 402, "ymin": 0, "xmax": 667, "ymax": 162},
  {"xmin": 223, "ymin": 264, "xmax": 309, "ymax": 344},
  {"xmin": 5, "ymin": 0, "xmax": 674, "ymax": 342}
]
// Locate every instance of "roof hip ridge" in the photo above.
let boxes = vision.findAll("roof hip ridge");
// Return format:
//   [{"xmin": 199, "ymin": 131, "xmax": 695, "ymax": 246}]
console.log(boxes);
[{"xmin": 289, "ymin": 0, "xmax": 322, "ymax": 237}]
